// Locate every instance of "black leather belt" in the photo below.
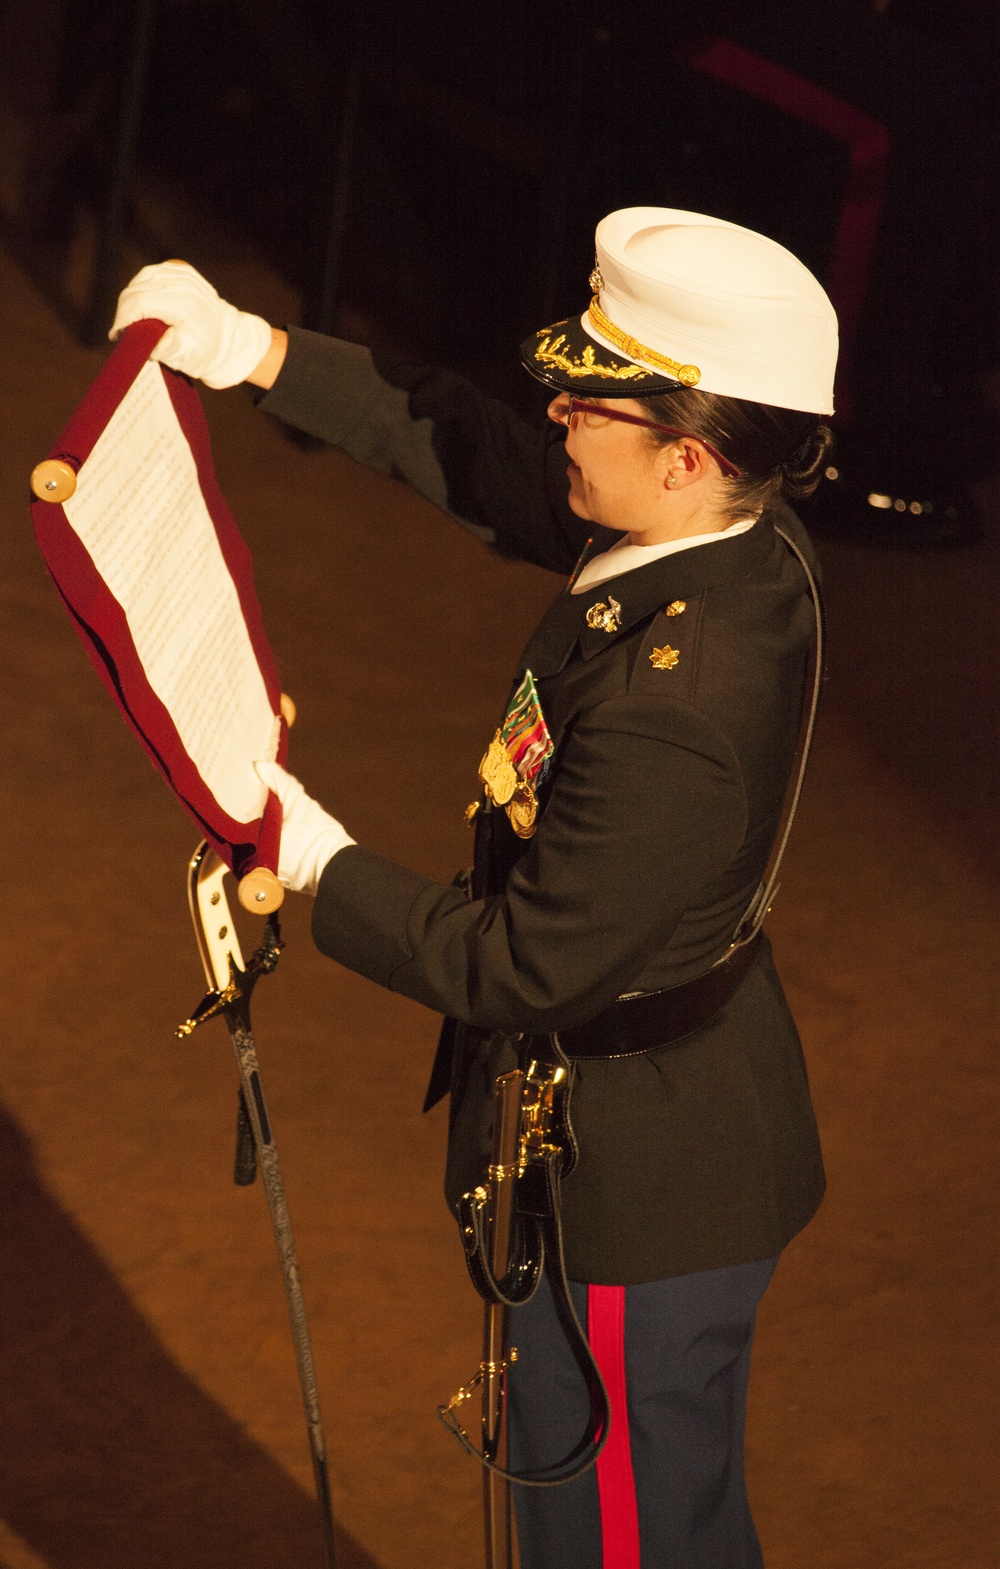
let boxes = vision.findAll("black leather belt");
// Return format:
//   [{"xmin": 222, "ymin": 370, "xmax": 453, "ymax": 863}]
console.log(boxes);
[{"xmin": 553, "ymin": 932, "xmax": 763, "ymax": 1060}]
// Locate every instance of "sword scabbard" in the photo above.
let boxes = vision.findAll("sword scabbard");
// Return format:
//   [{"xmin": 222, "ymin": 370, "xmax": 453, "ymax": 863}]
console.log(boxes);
[{"xmin": 482, "ymin": 1069, "xmax": 524, "ymax": 1569}]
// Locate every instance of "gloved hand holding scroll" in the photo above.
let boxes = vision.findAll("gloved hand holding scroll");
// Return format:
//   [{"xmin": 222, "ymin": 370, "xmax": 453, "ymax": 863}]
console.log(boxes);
[
  {"xmin": 110, "ymin": 260, "xmax": 273, "ymax": 388},
  {"xmin": 255, "ymin": 761, "xmax": 356, "ymax": 895}
]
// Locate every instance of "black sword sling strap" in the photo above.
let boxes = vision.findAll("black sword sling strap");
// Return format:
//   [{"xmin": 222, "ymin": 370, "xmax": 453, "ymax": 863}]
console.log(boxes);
[
  {"xmin": 736, "ymin": 525, "xmax": 826, "ymax": 945},
  {"xmin": 555, "ymin": 524, "xmax": 826, "ymax": 1061},
  {"xmin": 438, "ymin": 1039, "xmax": 612, "ymax": 1487}
]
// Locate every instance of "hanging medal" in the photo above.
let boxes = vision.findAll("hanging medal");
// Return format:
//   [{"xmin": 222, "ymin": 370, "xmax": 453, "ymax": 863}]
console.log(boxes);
[{"xmin": 477, "ymin": 669, "xmax": 554, "ymax": 839}]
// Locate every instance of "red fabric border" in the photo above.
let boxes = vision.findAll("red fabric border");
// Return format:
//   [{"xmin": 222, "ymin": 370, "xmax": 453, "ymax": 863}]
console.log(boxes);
[
  {"xmin": 680, "ymin": 37, "xmax": 889, "ymax": 424},
  {"xmin": 588, "ymin": 1285, "xmax": 641, "ymax": 1569},
  {"xmin": 30, "ymin": 321, "xmax": 286, "ymax": 877}
]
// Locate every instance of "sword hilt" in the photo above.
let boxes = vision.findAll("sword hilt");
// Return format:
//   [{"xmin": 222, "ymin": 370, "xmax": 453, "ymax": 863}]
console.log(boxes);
[
  {"xmin": 180, "ymin": 839, "xmax": 335, "ymax": 1568},
  {"xmin": 175, "ymin": 979, "xmax": 239, "ymax": 1038}
]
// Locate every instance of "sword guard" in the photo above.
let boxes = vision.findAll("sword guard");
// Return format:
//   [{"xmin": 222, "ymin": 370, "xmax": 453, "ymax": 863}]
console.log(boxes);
[{"xmin": 175, "ymin": 979, "xmax": 240, "ymax": 1038}]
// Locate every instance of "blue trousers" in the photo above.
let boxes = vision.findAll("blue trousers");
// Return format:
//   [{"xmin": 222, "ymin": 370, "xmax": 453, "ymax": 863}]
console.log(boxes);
[{"xmin": 507, "ymin": 1256, "xmax": 777, "ymax": 1569}]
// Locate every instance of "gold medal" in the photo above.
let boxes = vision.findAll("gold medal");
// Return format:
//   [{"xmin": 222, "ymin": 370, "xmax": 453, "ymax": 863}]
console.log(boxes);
[
  {"xmin": 507, "ymin": 785, "xmax": 538, "ymax": 839},
  {"xmin": 479, "ymin": 733, "xmax": 518, "ymax": 805},
  {"xmin": 477, "ymin": 734, "xmax": 502, "ymax": 784},
  {"xmin": 479, "ymin": 732, "xmax": 505, "ymax": 788},
  {"xmin": 491, "ymin": 760, "xmax": 518, "ymax": 806},
  {"xmin": 478, "ymin": 674, "xmax": 552, "ymax": 831}
]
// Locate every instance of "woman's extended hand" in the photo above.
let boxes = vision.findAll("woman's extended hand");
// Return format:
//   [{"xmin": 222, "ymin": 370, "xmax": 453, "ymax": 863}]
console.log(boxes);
[
  {"xmin": 109, "ymin": 260, "xmax": 278, "ymax": 388},
  {"xmin": 254, "ymin": 760, "xmax": 355, "ymax": 895}
]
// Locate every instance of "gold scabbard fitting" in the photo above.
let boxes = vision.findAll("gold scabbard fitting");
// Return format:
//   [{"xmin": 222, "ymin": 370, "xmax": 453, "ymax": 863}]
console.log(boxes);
[
  {"xmin": 443, "ymin": 1366, "xmax": 485, "ymax": 1422},
  {"xmin": 444, "ymin": 1348, "xmax": 517, "ymax": 1414}
]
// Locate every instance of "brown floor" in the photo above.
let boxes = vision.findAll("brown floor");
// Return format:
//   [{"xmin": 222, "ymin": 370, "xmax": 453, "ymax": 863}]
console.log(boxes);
[{"xmin": 1, "ymin": 232, "xmax": 997, "ymax": 1569}]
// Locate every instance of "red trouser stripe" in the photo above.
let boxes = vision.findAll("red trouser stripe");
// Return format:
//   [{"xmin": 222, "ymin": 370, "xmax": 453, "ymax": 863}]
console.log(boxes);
[{"xmin": 588, "ymin": 1284, "xmax": 641, "ymax": 1569}]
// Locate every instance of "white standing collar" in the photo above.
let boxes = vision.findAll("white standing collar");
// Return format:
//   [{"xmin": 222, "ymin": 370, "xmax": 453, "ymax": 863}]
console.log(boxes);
[{"xmin": 570, "ymin": 517, "xmax": 758, "ymax": 594}]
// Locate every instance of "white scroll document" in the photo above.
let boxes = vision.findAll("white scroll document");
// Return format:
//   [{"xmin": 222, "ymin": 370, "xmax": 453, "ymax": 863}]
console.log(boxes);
[{"xmin": 63, "ymin": 361, "xmax": 278, "ymax": 825}]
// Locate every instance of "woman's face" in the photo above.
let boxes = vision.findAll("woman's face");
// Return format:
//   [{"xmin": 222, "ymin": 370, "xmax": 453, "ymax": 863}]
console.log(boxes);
[{"xmin": 547, "ymin": 392, "xmax": 670, "ymax": 534}]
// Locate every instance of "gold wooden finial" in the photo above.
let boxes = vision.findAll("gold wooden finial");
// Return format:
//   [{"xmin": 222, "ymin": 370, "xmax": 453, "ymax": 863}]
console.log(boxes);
[
  {"xmin": 30, "ymin": 459, "xmax": 77, "ymax": 503},
  {"xmin": 237, "ymin": 867, "xmax": 284, "ymax": 914}
]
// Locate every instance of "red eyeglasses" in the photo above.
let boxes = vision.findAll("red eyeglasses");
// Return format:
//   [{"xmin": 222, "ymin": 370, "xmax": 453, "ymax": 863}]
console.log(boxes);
[{"xmin": 557, "ymin": 394, "xmax": 741, "ymax": 479}]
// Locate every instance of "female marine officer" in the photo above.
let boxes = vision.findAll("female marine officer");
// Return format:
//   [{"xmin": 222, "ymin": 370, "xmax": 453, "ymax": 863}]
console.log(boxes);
[{"xmin": 113, "ymin": 207, "xmax": 837, "ymax": 1568}]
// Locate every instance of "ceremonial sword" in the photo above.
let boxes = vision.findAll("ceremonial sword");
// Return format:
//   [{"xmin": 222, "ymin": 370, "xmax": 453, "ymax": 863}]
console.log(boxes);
[{"xmin": 177, "ymin": 841, "xmax": 336, "ymax": 1569}]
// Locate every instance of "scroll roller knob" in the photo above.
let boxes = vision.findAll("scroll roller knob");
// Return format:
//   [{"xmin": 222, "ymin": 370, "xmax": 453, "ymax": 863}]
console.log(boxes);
[
  {"xmin": 31, "ymin": 459, "xmax": 77, "ymax": 503},
  {"xmin": 237, "ymin": 867, "xmax": 284, "ymax": 915}
]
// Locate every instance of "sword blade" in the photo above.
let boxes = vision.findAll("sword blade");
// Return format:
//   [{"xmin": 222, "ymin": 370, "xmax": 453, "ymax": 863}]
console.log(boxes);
[
  {"xmin": 226, "ymin": 1006, "xmax": 337, "ymax": 1569},
  {"xmin": 184, "ymin": 843, "xmax": 335, "ymax": 1565}
]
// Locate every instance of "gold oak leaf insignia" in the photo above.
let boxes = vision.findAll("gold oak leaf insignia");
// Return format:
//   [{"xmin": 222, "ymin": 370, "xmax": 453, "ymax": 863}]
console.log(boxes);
[{"xmin": 649, "ymin": 644, "xmax": 680, "ymax": 670}]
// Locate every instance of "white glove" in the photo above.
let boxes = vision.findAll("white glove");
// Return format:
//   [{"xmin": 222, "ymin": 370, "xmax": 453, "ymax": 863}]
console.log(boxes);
[
  {"xmin": 255, "ymin": 760, "xmax": 355, "ymax": 896},
  {"xmin": 110, "ymin": 261, "xmax": 273, "ymax": 389}
]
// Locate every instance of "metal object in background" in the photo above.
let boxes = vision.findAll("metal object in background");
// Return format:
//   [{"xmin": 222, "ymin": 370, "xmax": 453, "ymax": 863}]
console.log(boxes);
[{"xmin": 177, "ymin": 841, "xmax": 336, "ymax": 1569}]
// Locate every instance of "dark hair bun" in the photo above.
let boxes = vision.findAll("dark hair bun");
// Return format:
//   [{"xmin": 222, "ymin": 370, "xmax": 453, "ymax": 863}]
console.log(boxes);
[
  {"xmin": 638, "ymin": 387, "xmax": 835, "ymax": 519},
  {"xmin": 780, "ymin": 425, "xmax": 835, "ymax": 499}
]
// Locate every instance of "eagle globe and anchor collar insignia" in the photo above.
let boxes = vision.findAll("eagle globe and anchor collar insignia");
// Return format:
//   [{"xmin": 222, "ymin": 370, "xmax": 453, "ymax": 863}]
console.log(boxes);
[
  {"xmin": 584, "ymin": 595, "xmax": 622, "ymax": 634},
  {"xmin": 478, "ymin": 670, "xmax": 554, "ymax": 839}
]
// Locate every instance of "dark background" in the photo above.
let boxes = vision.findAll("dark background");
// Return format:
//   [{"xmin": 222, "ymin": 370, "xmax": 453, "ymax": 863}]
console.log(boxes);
[
  {"xmin": 1, "ymin": 0, "xmax": 997, "ymax": 518},
  {"xmin": 0, "ymin": 6, "xmax": 996, "ymax": 1568}
]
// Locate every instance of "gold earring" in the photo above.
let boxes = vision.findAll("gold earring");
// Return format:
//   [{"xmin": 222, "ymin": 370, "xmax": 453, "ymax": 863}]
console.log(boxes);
[{"xmin": 668, "ymin": 475, "xmax": 676, "ymax": 487}]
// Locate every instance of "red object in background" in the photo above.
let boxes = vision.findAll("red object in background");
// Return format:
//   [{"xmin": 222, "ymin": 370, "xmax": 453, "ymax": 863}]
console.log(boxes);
[
  {"xmin": 30, "ymin": 318, "xmax": 286, "ymax": 883},
  {"xmin": 681, "ymin": 37, "xmax": 890, "ymax": 425}
]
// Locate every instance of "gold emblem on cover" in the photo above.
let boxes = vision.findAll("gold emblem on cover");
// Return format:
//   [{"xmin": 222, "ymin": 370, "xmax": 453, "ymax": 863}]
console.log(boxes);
[
  {"xmin": 585, "ymin": 596, "xmax": 622, "ymax": 634},
  {"xmin": 589, "ymin": 264, "xmax": 605, "ymax": 294},
  {"xmin": 649, "ymin": 645, "xmax": 680, "ymax": 670},
  {"xmin": 479, "ymin": 732, "xmax": 518, "ymax": 805},
  {"xmin": 665, "ymin": 600, "xmax": 686, "ymax": 616}
]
